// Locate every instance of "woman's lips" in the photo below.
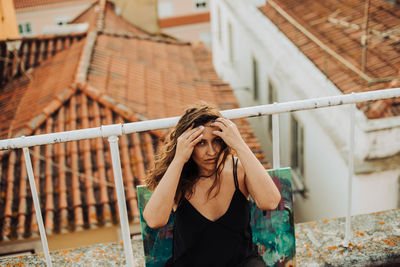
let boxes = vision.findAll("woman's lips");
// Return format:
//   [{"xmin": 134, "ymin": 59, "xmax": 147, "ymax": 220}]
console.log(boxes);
[{"xmin": 204, "ymin": 158, "xmax": 217, "ymax": 164}]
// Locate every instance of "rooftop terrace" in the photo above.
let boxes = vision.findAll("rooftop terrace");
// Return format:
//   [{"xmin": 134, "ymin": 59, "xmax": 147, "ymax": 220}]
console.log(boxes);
[{"xmin": 0, "ymin": 208, "xmax": 399, "ymax": 266}]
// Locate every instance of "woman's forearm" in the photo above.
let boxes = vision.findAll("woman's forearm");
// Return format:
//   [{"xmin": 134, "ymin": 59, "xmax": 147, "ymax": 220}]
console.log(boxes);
[
  {"xmin": 143, "ymin": 158, "xmax": 184, "ymax": 228},
  {"xmin": 235, "ymin": 143, "xmax": 281, "ymax": 210}
]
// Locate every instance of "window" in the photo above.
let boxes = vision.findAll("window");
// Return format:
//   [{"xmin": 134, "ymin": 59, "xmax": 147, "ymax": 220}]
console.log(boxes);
[
  {"xmin": 18, "ymin": 22, "xmax": 32, "ymax": 35},
  {"xmin": 252, "ymin": 57, "xmax": 259, "ymax": 101},
  {"xmin": 291, "ymin": 114, "xmax": 304, "ymax": 179},
  {"xmin": 194, "ymin": 0, "xmax": 207, "ymax": 10},
  {"xmin": 267, "ymin": 80, "xmax": 277, "ymax": 137},
  {"xmin": 228, "ymin": 22, "xmax": 234, "ymax": 64},
  {"xmin": 217, "ymin": 7, "xmax": 222, "ymax": 44}
]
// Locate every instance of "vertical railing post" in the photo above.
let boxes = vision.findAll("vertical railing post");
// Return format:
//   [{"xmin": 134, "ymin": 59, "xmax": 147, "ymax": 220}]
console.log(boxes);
[
  {"xmin": 108, "ymin": 136, "xmax": 135, "ymax": 267},
  {"xmin": 344, "ymin": 103, "xmax": 355, "ymax": 246},
  {"xmin": 272, "ymin": 104, "xmax": 280, "ymax": 169},
  {"xmin": 22, "ymin": 147, "xmax": 53, "ymax": 267}
]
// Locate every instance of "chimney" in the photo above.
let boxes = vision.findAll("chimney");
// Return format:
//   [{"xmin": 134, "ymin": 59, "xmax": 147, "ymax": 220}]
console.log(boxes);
[
  {"xmin": 0, "ymin": 0, "xmax": 20, "ymax": 40},
  {"xmin": 110, "ymin": 0, "xmax": 160, "ymax": 34}
]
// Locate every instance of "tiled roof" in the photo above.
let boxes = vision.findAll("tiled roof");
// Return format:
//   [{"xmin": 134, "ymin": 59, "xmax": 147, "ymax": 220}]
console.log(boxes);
[
  {"xmin": 0, "ymin": 88, "xmax": 161, "ymax": 238},
  {"xmin": 0, "ymin": 0, "xmax": 267, "ymax": 241},
  {"xmin": 9, "ymin": 41, "xmax": 85, "ymax": 139},
  {"xmin": 0, "ymin": 34, "xmax": 86, "ymax": 141},
  {"xmin": 0, "ymin": 33, "xmax": 85, "ymax": 89},
  {"xmin": 13, "ymin": 0, "xmax": 89, "ymax": 9},
  {"xmin": 159, "ymin": 12, "xmax": 210, "ymax": 29},
  {"xmin": 259, "ymin": 0, "xmax": 400, "ymax": 119}
]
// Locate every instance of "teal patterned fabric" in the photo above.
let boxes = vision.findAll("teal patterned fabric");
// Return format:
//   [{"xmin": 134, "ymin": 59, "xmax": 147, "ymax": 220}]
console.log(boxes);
[
  {"xmin": 137, "ymin": 186, "xmax": 175, "ymax": 267},
  {"xmin": 137, "ymin": 168, "xmax": 295, "ymax": 267},
  {"xmin": 250, "ymin": 168, "xmax": 296, "ymax": 266}
]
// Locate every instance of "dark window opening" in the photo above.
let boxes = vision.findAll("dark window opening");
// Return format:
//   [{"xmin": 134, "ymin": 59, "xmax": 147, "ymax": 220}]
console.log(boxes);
[
  {"xmin": 252, "ymin": 57, "xmax": 259, "ymax": 101},
  {"xmin": 291, "ymin": 114, "xmax": 304, "ymax": 180}
]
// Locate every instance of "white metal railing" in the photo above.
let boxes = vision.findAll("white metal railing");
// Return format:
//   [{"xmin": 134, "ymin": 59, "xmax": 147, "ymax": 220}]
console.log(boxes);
[{"xmin": 1, "ymin": 87, "xmax": 400, "ymax": 266}]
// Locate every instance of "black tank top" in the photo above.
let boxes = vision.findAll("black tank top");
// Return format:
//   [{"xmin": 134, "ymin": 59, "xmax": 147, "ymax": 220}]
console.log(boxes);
[{"xmin": 165, "ymin": 157, "xmax": 260, "ymax": 267}]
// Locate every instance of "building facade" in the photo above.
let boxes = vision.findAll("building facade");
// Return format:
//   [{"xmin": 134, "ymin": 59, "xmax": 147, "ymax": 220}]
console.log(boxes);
[
  {"xmin": 157, "ymin": 0, "xmax": 211, "ymax": 47},
  {"xmin": 14, "ymin": 0, "xmax": 95, "ymax": 37},
  {"xmin": 211, "ymin": 0, "xmax": 400, "ymax": 222}
]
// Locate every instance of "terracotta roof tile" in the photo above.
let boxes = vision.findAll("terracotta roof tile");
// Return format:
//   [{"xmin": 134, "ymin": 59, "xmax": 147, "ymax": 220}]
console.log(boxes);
[
  {"xmin": 9, "ymin": 40, "xmax": 84, "ymax": 137},
  {"xmin": 0, "ymin": 34, "xmax": 86, "ymax": 88},
  {"xmin": 259, "ymin": 0, "xmax": 400, "ymax": 119},
  {"xmin": 0, "ymin": 1, "xmax": 268, "ymax": 241},
  {"xmin": 13, "ymin": 0, "xmax": 88, "ymax": 9}
]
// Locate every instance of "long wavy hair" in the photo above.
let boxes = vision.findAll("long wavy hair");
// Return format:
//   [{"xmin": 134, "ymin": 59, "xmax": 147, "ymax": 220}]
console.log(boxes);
[{"xmin": 146, "ymin": 102, "xmax": 231, "ymax": 203}]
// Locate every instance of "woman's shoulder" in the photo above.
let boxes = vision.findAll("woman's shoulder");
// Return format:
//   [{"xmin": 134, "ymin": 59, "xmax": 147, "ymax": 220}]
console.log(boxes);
[
  {"xmin": 221, "ymin": 155, "xmax": 245, "ymax": 181},
  {"xmin": 229, "ymin": 155, "xmax": 249, "ymax": 195}
]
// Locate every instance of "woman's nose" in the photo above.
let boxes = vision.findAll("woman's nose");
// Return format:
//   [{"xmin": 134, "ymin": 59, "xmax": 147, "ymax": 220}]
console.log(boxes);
[{"xmin": 206, "ymin": 143, "xmax": 216, "ymax": 155}]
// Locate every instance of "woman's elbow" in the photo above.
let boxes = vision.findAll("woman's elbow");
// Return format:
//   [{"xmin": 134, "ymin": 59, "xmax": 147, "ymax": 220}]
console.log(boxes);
[
  {"xmin": 258, "ymin": 193, "xmax": 281, "ymax": 210},
  {"xmin": 270, "ymin": 193, "xmax": 281, "ymax": 210},
  {"xmin": 143, "ymin": 210, "xmax": 168, "ymax": 229},
  {"xmin": 146, "ymin": 220, "xmax": 167, "ymax": 229}
]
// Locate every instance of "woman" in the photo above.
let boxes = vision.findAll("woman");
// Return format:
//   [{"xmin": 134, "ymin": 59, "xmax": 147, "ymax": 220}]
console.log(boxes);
[{"xmin": 144, "ymin": 103, "xmax": 281, "ymax": 267}]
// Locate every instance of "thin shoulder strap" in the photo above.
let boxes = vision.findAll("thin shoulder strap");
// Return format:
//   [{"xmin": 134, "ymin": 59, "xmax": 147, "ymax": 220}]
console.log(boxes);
[{"xmin": 232, "ymin": 156, "xmax": 239, "ymax": 189}]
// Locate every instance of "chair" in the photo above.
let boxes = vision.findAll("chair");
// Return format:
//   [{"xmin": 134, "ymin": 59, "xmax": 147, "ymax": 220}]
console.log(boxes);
[{"xmin": 137, "ymin": 168, "xmax": 295, "ymax": 267}]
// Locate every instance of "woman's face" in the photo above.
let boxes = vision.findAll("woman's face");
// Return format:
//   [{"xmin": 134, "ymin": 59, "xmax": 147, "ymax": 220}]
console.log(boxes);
[{"xmin": 191, "ymin": 123, "xmax": 223, "ymax": 175}]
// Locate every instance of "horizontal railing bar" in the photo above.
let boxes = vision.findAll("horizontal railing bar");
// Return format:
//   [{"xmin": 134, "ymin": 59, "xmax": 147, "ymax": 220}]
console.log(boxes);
[
  {"xmin": 0, "ymin": 87, "xmax": 399, "ymax": 150},
  {"xmin": 222, "ymin": 87, "xmax": 400, "ymax": 119}
]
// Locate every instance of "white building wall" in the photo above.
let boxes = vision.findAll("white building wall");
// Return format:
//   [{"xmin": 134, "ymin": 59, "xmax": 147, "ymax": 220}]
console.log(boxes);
[
  {"xmin": 211, "ymin": 0, "xmax": 400, "ymax": 222},
  {"xmin": 158, "ymin": 0, "xmax": 210, "ymax": 18},
  {"xmin": 353, "ymin": 170, "xmax": 400, "ymax": 215},
  {"xmin": 162, "ymin": 22, "xmax": 211, "ymax": 47}
]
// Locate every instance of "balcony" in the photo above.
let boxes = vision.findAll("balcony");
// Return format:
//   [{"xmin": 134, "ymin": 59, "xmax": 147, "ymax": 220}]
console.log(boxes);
[{"xmin": 0, "ymin": 88, "xmax": 400, "ymax": 266}]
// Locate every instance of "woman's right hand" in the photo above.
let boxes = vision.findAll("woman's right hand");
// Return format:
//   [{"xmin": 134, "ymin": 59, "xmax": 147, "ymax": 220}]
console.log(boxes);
[
  {"xmin": 174, "ymin": 126, "xmax": 204, "ymax": 163},
  {"xmin": 144, "ymin": 126, "xmax": 203, "ymax": 228}
]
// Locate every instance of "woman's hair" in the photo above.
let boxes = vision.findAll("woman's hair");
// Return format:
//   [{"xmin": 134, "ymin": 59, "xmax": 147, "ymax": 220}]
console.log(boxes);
[{"xmin": 145, "ymin": 102, "xmax": 231, "ymax": 203}]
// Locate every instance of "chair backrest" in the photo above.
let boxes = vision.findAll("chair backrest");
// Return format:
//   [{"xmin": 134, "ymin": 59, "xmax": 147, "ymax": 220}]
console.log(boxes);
[{"xmin": 137, "ymin": 168, "xmax": 295, "ymax": 267}]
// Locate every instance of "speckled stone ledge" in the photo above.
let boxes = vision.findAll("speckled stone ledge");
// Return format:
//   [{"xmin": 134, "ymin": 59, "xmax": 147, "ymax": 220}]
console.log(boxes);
[
  {"xmin": 0, "ymin": 235, "xmax": 145, "ymax": 267},
  {"xmin": 1, "ymin": 209, "xmax": 399, "ymax": 266},
  {"xmin": 295, "ymin": 209, "xmax": 400, "ymax": 266}
]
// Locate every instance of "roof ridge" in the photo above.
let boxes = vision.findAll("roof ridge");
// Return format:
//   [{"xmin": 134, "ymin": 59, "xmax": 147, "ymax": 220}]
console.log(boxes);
[
  {"xmin": 99, "ymin": 30, "xmax": 190, "ymax": 45},
  {"xmin": 81, "ymin": 85, "xmax": 166, "ymax": 139},
  {"xmin": 75, "ymin": 31, "xmax": 97, "ymax": 86},
  {"xmin": 74, "ymin": 0, "xmax": 106, "ymax": 86},
  {"xmin": 13, "ymin": 86, "xmax": 78, "ymax": 137},
  {"xmin": 4, "ymin": 32, "xmax": 86, "ymax": 42},
  {"xmin": 96, "ymin": 0, "xmax": 106, "ymax": 32}
]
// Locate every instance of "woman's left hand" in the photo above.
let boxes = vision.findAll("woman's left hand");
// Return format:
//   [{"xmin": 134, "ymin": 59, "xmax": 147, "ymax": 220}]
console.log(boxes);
[{"xmin": 211, "ymin": 118, "xmax": 246, "ymax": 152}]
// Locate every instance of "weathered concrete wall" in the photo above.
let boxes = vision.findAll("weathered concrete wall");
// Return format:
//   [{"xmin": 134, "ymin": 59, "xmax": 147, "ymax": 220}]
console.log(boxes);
[{"xmin": 1, "ymin": 209, "xmax": 399, "ymax": 266}]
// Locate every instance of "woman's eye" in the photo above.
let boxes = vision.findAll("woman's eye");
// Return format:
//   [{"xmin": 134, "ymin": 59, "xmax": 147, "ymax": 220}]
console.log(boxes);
[
  {"xmin": 197, "ymin": 140, "xmax": 205, "ymax": 146},
  {"xmin": 214, "ymin": 138, "xmax": 222, "ymax": 144}
]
